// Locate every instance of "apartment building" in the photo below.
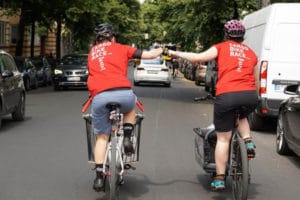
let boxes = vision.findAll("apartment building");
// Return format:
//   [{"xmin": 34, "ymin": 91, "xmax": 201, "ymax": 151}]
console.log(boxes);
[{"xmin": 0, "ymin": 9, "xmax": 56, "ymax": 57}]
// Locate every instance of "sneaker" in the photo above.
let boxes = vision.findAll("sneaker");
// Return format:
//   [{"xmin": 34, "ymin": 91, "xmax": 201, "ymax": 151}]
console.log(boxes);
[
  {"xmin": 123, "ymin": 137, "xmax": 134, "ymax": 155},
  {"xmin": 93, "ymin": 174, "xmax": 104, "ymax": 192},
  {"xmin": 245, "ymin": 141, "xmax": 256, "ymax": 159},
  {"xmin": 211, "ymin": 179, "xmax": 225, "ymax": 191}
]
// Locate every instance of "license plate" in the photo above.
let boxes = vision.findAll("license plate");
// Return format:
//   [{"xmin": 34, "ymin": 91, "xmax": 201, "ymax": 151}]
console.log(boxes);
[
  {"xmin": 274, "ymin": 84, "xmax": 285, "ymax": 92},
  {"xmin": 147, "ymin": 70, "xmax": 158, "ymax": 74},
  {"xmin": 68, "ymin": 77, "xmax": 80, "ymax": 81}
]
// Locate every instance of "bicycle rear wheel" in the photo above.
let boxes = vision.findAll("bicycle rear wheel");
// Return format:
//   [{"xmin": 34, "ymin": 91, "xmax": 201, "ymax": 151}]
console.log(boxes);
[{"xmin": 231, "ymin": 133, "xmax": 249, "ymax": 200}]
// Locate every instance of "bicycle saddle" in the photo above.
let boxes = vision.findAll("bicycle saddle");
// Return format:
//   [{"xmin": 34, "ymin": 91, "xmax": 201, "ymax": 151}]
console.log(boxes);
[{"xmin": 106, "ymin": 102, "xmax": 121, "ymax": 111}]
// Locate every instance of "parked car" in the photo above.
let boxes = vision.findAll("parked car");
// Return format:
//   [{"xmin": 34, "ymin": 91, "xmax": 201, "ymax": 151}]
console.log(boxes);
[
  {"xmin": 195, "ymin": 62, "xmax": 207, "ymax": 86},
  {"xmin": 204, "ymin": 60, "xmax": 218, "ymax": 96},
  {"xmin": 30, "ymin": 56, "xmax": 52, "ymax": 86},
  {"xmin": 133, "ymin": 57, "xmax": 171, "ymax": 87},
  {"xmin": 276, "ymin": 84, "xmax": 300, "ymax": 157},
  {"xmin": 53, "ymin": 54, "xmax": 88, "ymax": 90},
  {"xmin": 0, "ymin": 50, "xmax": 26, "ymax": 128},
  {"xmin": 14, "ymin": 56, "xmax": 38, "ymax": 91}
]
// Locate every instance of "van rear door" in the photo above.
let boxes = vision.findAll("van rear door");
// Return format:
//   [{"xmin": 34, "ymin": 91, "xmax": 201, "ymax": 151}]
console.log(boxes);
[{"xmin": 266, "ymin": 23, "xmax": 300, "ymax": 100}]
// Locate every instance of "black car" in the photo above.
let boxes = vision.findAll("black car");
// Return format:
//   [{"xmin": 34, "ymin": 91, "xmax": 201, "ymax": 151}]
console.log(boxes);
[
  {"xmin": 276, "ymin": 84, "xmax": 300, "ymax": 156},
  {"xmin": 30, "ymin": 56, "xmax": 52, "ymax": 86},
  {"xmin": 53, "ymin": 54, "xmax": 88, "ymax": 90},
  {"xmin": 14, "ymin": 56, "xmax": 38, "ymax": 91},
  {"xmin": 0, "ymin": 50, "xmax": 26, "ymax": 127}
]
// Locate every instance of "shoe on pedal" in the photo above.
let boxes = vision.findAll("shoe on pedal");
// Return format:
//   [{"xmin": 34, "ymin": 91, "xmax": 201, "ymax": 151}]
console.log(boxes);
[
  {"xmin": 123, "ymin": 137, "xmax": 134, "ymax": 155},
  {"xmin": 245, "ymin": 140, "xmax": 256, "ymax": 159},
  {"xmin": 93, "ymin": 174, "xmax": 104, "ymax": 192},
  {"xmin": 211, "ymin": 179, "xmax": 225, "ymax": 191}
]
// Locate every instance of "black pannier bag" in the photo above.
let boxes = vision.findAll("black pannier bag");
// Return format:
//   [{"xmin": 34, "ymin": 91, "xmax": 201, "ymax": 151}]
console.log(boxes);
[{"xmin": 194, "ymin": 124, "xmax": 217, "ymax": 173}]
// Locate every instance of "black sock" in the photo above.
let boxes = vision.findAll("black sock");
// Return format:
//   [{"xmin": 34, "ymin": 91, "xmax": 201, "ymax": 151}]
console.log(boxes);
[{"xmin": 123, "ymin": 123, "xmax": 134, "ymax": 138}]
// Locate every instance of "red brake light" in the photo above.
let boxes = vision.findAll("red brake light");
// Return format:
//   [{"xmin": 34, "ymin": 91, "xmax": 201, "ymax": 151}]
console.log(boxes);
[{"xmin": 259, "ymin": 61, "xmax": 268, "ymax": 94}]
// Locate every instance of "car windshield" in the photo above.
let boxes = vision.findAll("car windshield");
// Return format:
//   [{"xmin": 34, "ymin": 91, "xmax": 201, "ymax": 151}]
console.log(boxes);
[
  {"xmin": 31, "ymin": 59, "xmax": 44, "ymax": 69},
  {"xmin": 142, "ymin": 58, "xmax": 163, "ymax": 65},
  {"xmin": 61, "ymin": 54, "xmax": 87, "ymax": 65}
]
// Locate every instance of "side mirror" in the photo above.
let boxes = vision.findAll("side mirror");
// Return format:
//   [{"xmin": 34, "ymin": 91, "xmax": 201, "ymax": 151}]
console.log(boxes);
[
  {"xmin": 2, "ymin": 70, "xmax": 14, "ymax": 78},
  {"xmin": 284, "ymin": 84, "xmax": 299, "ymax": 95}
]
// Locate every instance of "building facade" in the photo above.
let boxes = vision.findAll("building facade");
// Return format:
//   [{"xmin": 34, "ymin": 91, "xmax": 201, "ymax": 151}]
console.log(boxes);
[{"xmin": 0, "ymin": 9, "xmax": 56, "ymax": 57}]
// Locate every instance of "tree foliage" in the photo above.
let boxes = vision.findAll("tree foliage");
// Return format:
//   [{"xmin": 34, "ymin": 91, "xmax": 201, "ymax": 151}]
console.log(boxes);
[
  {"xmin": 2, "ymin": 0, "xmax": 276, "ymax": 55},
  {"xmin": 142, "ymin": 0, "xmax": 257, "ymax": 51}
]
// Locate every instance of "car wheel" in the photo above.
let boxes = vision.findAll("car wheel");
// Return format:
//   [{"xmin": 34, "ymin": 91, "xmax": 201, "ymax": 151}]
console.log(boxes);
[
  {"xmin": 54, "ymin": 84, "xmax": 60, "ymax": 91},
  {"xmin": 134, "ymin": 81, "xmax": 139, "ymax": 86},
  {"xmin": 12, "ymin": 93, "xmax": 25, "ymax": 121},
  {"xmin": 248, "ymin": 112, "xmax": 265, "ymax": 131},
  {"xmin": 32, "ymin": 78, "xmax": 38, "ymax": 89},
  {"xmin": 165, "ymin": 82, "xmax": 171, "ymax": 87},
  {"xmin": 0, "ymin": 117, "xmax": 2, "ymax": 128},
  {"xmin": 276, "ymin": 111, "xmax": 292, "ymax": 155},
  {"xmin": 24, "ymin": 79, "xmax": 31, "ymax": 91}
]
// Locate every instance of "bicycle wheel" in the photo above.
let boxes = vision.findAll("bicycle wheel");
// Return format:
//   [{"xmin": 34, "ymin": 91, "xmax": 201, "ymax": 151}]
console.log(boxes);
[
  {"xmin": 231, "ymin": 133, "xmax": 249, "ymax": 200},
  {"xmin": 107, "ymin": 136, "xmax": 119, "ymax": 200}
]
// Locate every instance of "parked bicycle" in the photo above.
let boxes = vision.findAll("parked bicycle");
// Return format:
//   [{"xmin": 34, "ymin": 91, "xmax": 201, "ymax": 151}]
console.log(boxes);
[
  {"xmin": 83, "ymin": 102, "xmax": 144, "ymax": 200},
  {"xmin": 194, "ymin": 108, "xmax": 251, "ymax": 200}
]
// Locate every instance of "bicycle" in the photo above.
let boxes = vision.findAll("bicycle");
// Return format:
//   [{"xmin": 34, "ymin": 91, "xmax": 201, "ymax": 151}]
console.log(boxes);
[
  {"xmin": 83, "ymin": 101, "xmax": 144, "ymax": 200},
  {"xmin": 194, "ymin": 108, "xmax": 250, "ymax": 200}
]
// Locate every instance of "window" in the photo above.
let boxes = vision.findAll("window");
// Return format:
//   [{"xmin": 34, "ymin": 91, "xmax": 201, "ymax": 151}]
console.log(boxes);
[
  {"xmin": 0, "ymin": 22, "xmax": 6, "ymax": 45},
  {"xmin": 2, "ymin": 54, "xmax": 17, "ymax": 71},
  {"xmin": 11, "ymin": 24, "xmax": 19, "ymax": 44}
]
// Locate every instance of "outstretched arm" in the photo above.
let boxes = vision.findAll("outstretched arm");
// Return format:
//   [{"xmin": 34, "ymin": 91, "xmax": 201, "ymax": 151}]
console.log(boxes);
[
  {"xmin": 141, "ymin": 48, "xmax": 163, "ymax": 59},
  {"xmin": 168, "ymin": 46, "xmax": 218, "ymax": 63}
]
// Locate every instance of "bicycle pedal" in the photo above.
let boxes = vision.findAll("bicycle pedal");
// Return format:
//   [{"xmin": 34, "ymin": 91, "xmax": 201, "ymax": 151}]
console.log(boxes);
[{"xmin": 124, "ymin": 164, "xmax": 136, "ymax": 170}]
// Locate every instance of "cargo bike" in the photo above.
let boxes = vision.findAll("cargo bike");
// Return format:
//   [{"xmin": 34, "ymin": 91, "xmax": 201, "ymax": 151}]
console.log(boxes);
[
  {"xmin": 82, "ymin": 100, "xmax": 144, "ymax": 200},
  {"xmin": 194, "ymin": 122, "xmax": 250, "ymax": 200}
]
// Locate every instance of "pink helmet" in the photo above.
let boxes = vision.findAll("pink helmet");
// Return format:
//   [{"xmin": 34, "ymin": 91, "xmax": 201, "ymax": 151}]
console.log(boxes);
[{"xmin": 224, "ymin": 20, "xmax": 245, "ymax": 38}]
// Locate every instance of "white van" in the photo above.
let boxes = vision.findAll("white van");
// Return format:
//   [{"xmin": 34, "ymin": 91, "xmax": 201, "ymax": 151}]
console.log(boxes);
[{"xmin": 242, "ymin": 3, "xmax": 300, "ymax": 130}]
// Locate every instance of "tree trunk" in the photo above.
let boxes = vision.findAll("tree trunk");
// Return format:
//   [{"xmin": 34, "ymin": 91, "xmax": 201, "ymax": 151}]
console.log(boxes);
[
  {"xmin": 16, "ymin": 8, "xmax": 26, "ymax": 56},
  {"xmin": 56, "ymin": 18, "xmax": 62, "ymax": 60},
  {"xmin": 30, "ymin": 21, "xmax": 35, "ymax": 57}
]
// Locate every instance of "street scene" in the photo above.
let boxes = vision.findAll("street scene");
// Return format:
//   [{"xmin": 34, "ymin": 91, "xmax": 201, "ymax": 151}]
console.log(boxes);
[
  {"xmin": 1, "ymin": 1, "xmax": 300, "ymax": 200},
  {"xmin": 0, "ymin": 69, "xmax": 299, "ymax": 199}
]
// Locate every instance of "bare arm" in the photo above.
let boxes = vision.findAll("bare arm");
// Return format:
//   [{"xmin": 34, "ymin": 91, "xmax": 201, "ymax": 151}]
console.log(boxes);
[
  {"xmin": 168, "ymin": 46, "xmax": 218, "ymax": 63},
  {"xmin": 141, "ymin": 48, "xmax": 163, "ymax": 59}
]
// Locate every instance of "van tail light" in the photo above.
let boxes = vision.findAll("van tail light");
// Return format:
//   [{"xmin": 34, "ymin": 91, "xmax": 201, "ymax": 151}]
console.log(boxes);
[
  {"xmin": 161, "ymin": 68, "xmax": 169, "ymax": 72},
  {"xmin": 137, "ymin": 67, "xmax": 144, "ymax": 71},
  {"xmin": 259, "ymin": 61, "xmax": 268, "ymax": 94}
]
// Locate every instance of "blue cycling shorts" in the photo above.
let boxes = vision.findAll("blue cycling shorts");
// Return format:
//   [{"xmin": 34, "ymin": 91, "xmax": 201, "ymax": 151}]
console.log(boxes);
[{"xmin": 91, "ymin": 89, "xmax": 136, "ymax": 135}]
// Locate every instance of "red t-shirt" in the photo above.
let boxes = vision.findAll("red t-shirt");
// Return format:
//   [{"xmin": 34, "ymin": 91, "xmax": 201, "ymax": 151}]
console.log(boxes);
[
  {"xmin": 87, "ymin": 41, "xmax": 137, "ymax": 97},
  {"xmin": 213, "ymin": 40, "xmax": 258, "ymax": 96}
]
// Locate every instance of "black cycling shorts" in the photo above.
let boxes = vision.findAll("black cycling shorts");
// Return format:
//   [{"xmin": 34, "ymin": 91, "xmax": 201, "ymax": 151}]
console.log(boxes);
[{"xmin": 213, "ymin": 90, "xmax": 258, "ymax": 132}]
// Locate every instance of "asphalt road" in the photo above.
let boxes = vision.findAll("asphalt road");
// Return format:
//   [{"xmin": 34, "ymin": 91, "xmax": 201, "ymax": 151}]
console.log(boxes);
[{"xmin": 0, "ymin": 72, "xmax": 299, "ymax": 200}]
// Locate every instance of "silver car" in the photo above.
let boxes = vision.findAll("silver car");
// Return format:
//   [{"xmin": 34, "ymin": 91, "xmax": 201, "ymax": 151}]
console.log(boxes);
[{"xmin": 133, "ymin": 57, "xmax": 171, "ymax": 87}]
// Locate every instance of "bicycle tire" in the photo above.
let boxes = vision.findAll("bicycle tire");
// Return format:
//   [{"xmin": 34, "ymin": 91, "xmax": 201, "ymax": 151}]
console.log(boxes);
[
  {"xmin": 108, "ymin": 134, "xmax": 119, "ymax": 200},
  {"xmin": 231, "ymin": 132, "xmax": 249, "ymax": 200}
]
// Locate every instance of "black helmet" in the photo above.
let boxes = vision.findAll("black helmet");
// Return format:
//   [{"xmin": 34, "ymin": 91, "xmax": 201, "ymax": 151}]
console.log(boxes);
[{"xmin": 94, "ymin": 23, "xmax": 117, "ymax": 41}]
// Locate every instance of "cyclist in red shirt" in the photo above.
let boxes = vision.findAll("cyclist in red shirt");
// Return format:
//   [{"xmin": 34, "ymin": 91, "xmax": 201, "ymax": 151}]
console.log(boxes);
[
  {"xmin": 168, "ymin": 20, "xmax": 259, "ymax": 191},
  {"xmin": 88, "ymin": 23, "xmax": 163, "ymax": 192}
]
